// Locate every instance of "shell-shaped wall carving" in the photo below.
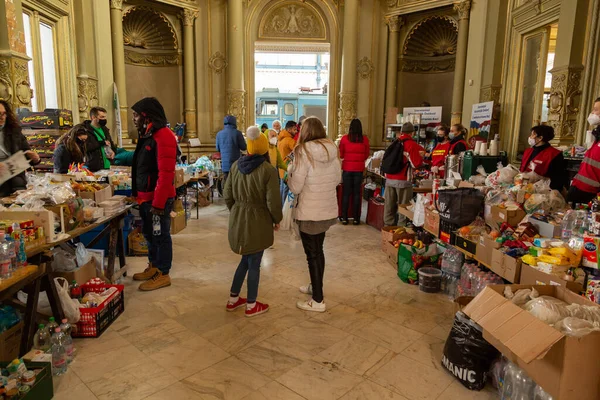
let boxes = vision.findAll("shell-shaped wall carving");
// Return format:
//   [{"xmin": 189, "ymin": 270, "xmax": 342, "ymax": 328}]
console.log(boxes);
[
  {"xmin": 123, "ymin": 7, "xmax": 178, "ymax": 50},
  {"xmin": 404, "ymin": 17, "xmax": 458, "ymax": 57}
]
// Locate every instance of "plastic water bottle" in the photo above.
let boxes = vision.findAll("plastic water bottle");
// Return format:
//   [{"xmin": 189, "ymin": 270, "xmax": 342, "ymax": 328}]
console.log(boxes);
[
  {"xmin": 534, "ymin": 385, "xmax": 554, "ymax": 400},
  {"xmin": 11, "ymin": 223, "xmax": 26, "ymax": 266},
  {"xmin": 51, "ymin": 328, "xmax": 67, "ymax": 376},
  {"xmin": 46, "ymin": 317, "xmax": 59, "ymax": 334},
  {"xmin": 59, "ymin": 319, "xmax": 75, "ymax": 363},
  {"xmin": 0, "ymin": 233, "xmax": 11, "ymax": 280},
  {"xmin": 5, "ymin": 234, "xmax": 16, "ymax": 273},
  {"xmin": 33, "ymin": 324, "xmax": 51, "ymax": 352}
]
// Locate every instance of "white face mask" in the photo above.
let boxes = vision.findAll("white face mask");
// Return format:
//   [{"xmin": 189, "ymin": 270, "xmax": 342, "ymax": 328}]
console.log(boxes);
[
  {"xmin": 588, "ymin": 113, "xmax": 600, "ymax": 127},
  {"xmin": 269, "ymin": 137, "xmax": 277, "ymax": 146},
  {"xmin": 528, "ymin": 137, "xmax": 537, "ymax": 147}
]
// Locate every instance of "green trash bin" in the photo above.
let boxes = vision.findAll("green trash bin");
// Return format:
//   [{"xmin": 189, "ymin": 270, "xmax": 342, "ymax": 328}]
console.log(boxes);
[{"xmin": 461, "ymin": 151, "xmax": 508, "ymax": 180}]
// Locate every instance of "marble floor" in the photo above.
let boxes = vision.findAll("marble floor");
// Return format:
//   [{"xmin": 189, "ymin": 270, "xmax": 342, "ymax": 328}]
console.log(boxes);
[{"xmin": 52, "ymin": 202, "xmax": 499, "ymax": 400}]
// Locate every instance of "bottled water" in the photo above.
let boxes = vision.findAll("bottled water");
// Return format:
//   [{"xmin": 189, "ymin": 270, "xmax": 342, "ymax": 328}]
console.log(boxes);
[
  {"xmin": 502, "ymin": 362, "xmax": 536, "ymax": 400},
  {"xmin": 11, "ymin": 223, "xmax": 26, "ymax": 266},
  {"xmin": 33, "ymin": 324, "xmax": 51, "ymax": 352},
  {"xmin": 534, "ymin": 385, "xmax": 554, "ymax": 400},
  {"xmin": 46, "ymin": 317, "xmax": 59, "ymax": 334},
  {"xmin": 51, "ymin": 328, "xmax": 67, "ymax": 376},
  {"xmin": 0, "ymin": 233, "xmax": 11, "ymax": 280},
  {"xmin": 5, "ymin": 234, "xmax": 16, "ymax": 273},
  {"xmin": 59, "ymin": 319, "xmax": 75, "ymax": 363}
]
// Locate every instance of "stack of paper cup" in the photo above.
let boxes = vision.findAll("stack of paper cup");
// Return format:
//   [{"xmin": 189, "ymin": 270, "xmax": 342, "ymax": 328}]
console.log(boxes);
[
  {"xmin": 489, "ymin": 139, "xmax": 499, "ymax": 156},
  {"xmin": 480, "ymin": 141, "xmax": 488, "ymax": 156},
  {"xmin": 474, "ymin": 141, "xmax": 482, "ymax": 155}
]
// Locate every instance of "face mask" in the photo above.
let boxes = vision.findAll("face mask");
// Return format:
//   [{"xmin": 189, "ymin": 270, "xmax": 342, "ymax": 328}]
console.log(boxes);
[
  {"xmin": 528, "ymin": 137, "xmax": 537, "ymax": 147},
  {"xmin": 269, "ymin": 137, "xmax": 277, "ymax": 146},
  {"xmin": 98, "ymin": 119, "xmax": 107, "ymax": 127},
  {"xmin": 588, "ymin": 113, "xmax": 600, "ymax": 126},
  {"xmin": 449, "ymin": 133, "xmax": 455, "ymax": 140},
  {"xmin": 437, "ymin": 135, "xmax": 445, "ymax": 142}
]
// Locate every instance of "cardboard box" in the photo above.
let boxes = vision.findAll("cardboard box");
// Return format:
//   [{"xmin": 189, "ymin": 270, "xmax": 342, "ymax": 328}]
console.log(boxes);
[
  {"xmin": 370, "ymin": 158, "xmax": 382, "ymax": 170},
  {"xmin": 0, "ymin": 321, "xmax": 23, "ymax": 361},
  {"xmin": 463, "ymin": 285, "xmax": 600, "ymax": 400},
  {"xmin": 519, "ymin": 263, "xmax": 583, "ymax": 293},
  {"xmin": 0, "ymin": 209, "xmax": 56, "ymax": 243},
  {"xmin": 397, "ymin": 204, "xmax": 414, "ymax": 222},
  {"xmin": 490, "ymin": 205, "xmax": 526, "ymax": 227},
  {"xmin": 475, "ymin": 235, "xmax": 501, "ymax": 266},
  {"xmin": 423, "ymin": 208, "xmax": 440, "ymax": 236},
  {"xmin": 17, "ymin": 108, "xmax": 73, "ymax": 129},
  {"xmin": 490, "ymin": 248, "xmax": 521, "ymax": 283},
  {"xmin": 171, "ymin": 200, "xmax": 186, "ymax": 235},
  {"xmin": 455, "ymin": 236, "xmax": 477, "ymax": 255},
  {"xmin": 174, "ymin": 168, "xmax": 186, "ymax": 188},
  {"xmin": 383, "ymin": 240, "xmax": 398, "ymax": 266},
  {"xmin": 45, "ymin": 197, "xmax": 85, "ymax": 233},
  {"xmin": 381, "ymin": 226, "xmax": 403, "ymax": 251},
  {"xmin": 52, "ymin": 258, "xmax": 97, "ymax": 285},
  {"xmin": 530, "ymin": 217, "xmax": 562, "ymax": 238},
  {"xmin": 78, "ymin": 184, "xmax": 113, "ymax": 205}
]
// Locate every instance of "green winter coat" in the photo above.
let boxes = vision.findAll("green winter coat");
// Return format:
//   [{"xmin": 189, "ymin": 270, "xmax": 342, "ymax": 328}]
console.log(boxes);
[{"xmin": 224, "ymin": 155, "xmax": 283, "ymax": 255}]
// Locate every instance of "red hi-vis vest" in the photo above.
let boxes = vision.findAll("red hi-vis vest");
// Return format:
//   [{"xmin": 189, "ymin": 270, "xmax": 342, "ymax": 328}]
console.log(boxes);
[
  {"xmin": 572, "ymin": 142, "xmax": 600, "ymax": 194},
  {"xmin": 449, "ymin": 139, "xmax": 468, "ymax": 154},
  {"xmin": 431, "ymin": 142, "xmax": 451, "ymax": 178},
  {"xmin": 519, "ymin": 146, "xmax": 561, "ymax": 177}
]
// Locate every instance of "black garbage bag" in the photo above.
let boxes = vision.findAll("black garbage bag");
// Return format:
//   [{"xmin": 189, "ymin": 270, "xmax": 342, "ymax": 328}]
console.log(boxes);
[
  {"xmin": 441, "ymin": 311, "xmax": 499, "ymax": 391},
  {"xmin": 436, "ymin": 188, "xmax": 484, "ymax": 226}
]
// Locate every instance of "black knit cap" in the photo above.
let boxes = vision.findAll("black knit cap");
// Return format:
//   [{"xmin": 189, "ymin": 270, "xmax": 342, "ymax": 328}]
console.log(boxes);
[{"xmin": 131, "ymin": 97, "xmax": 167, "ymax": 130}]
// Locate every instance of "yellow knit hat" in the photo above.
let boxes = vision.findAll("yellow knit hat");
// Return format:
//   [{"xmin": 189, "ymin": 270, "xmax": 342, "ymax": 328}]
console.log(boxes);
[{"xmin": 246, "ymin": 126, "xmax": 269, "ymax": 155}]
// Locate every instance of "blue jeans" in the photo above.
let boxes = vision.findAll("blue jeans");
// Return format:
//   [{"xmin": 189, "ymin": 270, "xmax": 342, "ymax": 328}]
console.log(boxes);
[
  {"xmin": 139, "ymin": 198, "xmax": 174, "ymax": 275},
  {"xmin": 230, "ymin": 251, "xmax": 264, "ymax": 303},
  {"xmin": 280, "ymin": 179, "xmax": 289, "ymax": 207}
]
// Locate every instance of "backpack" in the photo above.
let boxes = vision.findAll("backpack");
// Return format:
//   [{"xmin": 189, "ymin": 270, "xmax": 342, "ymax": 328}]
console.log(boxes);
[{"xmin": 381, "ymin": 138, "xmax": 407, "ymax": 175}]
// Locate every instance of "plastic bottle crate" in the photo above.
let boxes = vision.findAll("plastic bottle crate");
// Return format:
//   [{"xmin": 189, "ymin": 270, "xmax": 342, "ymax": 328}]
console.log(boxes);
[
  {"xmin": 72, "ymin": 284, "xmax": 125, "ymax": 338},
  {"xmin": 439, "ymin": 220, "xmax": 460, "ymax": 245}
]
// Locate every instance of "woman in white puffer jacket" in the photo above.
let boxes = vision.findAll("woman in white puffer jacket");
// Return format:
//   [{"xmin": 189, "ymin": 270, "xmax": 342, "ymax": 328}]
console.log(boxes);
[{"xmin": 287, "ymin": 117, "xmax": 341, "ymax": 313}]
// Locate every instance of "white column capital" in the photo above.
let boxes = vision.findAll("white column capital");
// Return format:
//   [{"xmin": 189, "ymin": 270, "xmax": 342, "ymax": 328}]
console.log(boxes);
[
  {"xmin": 454, "ymin": 0, "xmax": 472, "ymax": 21},
  {"xmin": 180, "ymin": 9, "xmax": 199, "ymax": 27},
  {"xmin": 110, "ymin": 0, "xmax": 124, "ymax": 11},
  {"xmin": 385, "ymin": 15, "xmax": 403, "ymax": 33}
]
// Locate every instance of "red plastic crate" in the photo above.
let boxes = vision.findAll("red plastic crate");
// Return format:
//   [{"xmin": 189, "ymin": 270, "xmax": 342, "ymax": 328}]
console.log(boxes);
[{"xmin": 72, "ymin": 284, "xmax": 125, "ymax": 338}]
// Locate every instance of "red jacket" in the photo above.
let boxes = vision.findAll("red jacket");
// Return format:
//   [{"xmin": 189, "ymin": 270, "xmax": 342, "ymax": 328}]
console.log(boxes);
[
  {"xmin": 572, "ymin": 141, "xmax": 600, "ymax": 194},
  {"xmin": 132, "ymin": 125, "xmax": 177, "ymax": 209},
  {"xmin": 385, "ymin": 134, "xmax": 424, "ymax": 181},
  {"xmin": 520, "ymin": 145, "xmax": 561, "ymax": 177},
  {"xmin": 339, "ymin": 134, "xmax": 370, "ymax": 172}
]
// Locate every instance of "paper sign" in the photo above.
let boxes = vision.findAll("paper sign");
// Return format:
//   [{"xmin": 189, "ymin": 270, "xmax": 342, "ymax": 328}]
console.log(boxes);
[
  {"xmin": 189, "ymin": 138, "xmax": 201, "ymax": 147},
  {"xmin": 469, "ymin": 101, "xmax": 493, "ymax": 140},
  {"xmin": 402, "ymin": 107, "xmax": 443, "ymax": 127},
  {"xmin": 0, "ymin": 151, "xmax": 32, "ymax": 186}
]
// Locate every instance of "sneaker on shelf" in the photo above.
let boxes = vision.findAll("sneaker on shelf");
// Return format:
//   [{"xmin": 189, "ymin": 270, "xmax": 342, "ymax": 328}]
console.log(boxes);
[
  {"xmin": 245, "ymin": 301, "xmax": 269, "ymax": 318},
  {"xmin": 299, "ymin": 283, "xmax": 312, "ymax": 295},
  {"xmin": 226, "ymin": 297, "xmax": 247, "ymax": 312},
  {"xmin": 132, "ymin": 264, "xmax": 159, "ymax": 281},
  {"xmin": 296, "ymin": 299, "xmax": 326, "ymax": 313},
  {"xmin": 138, "ymin": 271, "xmax": 171, "ymax": 291}
]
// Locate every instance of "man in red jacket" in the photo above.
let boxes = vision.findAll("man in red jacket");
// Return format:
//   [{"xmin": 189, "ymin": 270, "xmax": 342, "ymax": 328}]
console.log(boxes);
[
  {"xmin": 383, "ymin": 123, "xmax": 424, "ymax": 226},
  {"xmin": 130, "ymin": 97, "xmax": 178, "ymax": 291}
]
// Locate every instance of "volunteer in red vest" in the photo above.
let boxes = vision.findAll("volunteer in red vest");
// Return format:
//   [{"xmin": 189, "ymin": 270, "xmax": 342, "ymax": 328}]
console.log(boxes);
[
  {"xmin": 381, "ymin": 123, "xmax": 424, "ymax": 227},
  {"xmin": 568, "ymin": 97, "xmax": 600, "ymax": 204},
  {"xmin": 429, "ymin": 124, "xmax": 451, "ymax": 178},
  {"xmin": 520, "ymin": 125, "xmax": 566, "ymax": 191},
  {"xmin": 449, "ymin": 124, "xmax": 469, "ymax": 155}
]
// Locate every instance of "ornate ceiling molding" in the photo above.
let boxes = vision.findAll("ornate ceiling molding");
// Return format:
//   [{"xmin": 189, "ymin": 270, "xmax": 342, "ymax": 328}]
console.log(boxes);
[
  {"xmin": 386, "ymin": 0, "xmax": 455, "ymax": 16},
  {"xmin": 403, "ymin": 16, "xmax": 458, "ymax": 57},
  {"xmin": 259, "ymin": 1, "xmax": 327, "ymax": 42},
  {"xmin": 357, "ymin": 57, "xmax": 374, "ymax": 79},
  {"xmin": 123, "ymin": 6, "xmax": 178, "ymax": 50},
  {"xmin": 124, "ymin": 49, "xmax": 181, "ymax": 67}
]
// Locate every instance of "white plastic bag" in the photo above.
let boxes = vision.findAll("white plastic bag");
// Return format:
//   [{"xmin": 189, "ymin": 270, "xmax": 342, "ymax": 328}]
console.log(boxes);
[
  {"xmin": 75, "ymin": 243, "xmax": 91, "ymax": 267},
  {"xmin": 280, "ymin": 192, "xmax": 296, "ymax": 231},
  {"xmin": 52, "ymin": 249, "xmax": 77, "ymax": 272},
  {"xmin": 413, "ymin": 194, "xmax": 427, "ymax": 227},
  {"xmin": 54, "ymin": 277, "xmax": 80, "ymax": 323}
]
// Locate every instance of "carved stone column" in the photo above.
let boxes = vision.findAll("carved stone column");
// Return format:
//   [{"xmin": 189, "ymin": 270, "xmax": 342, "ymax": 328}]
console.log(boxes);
[
  {"xmin": 385, "ymin": 16, "xmax": 402, "ymax": 120},
  {"xmin": 337, "ymin": 0, "xmax": 360, "ymax": 138},
  {"xmin": 74, "ymin": 0, "xmax": 99, "ymax": 121},
  {"xmin": 226, "ymin": 0, "xmax": 246, "ymax": 131},
  {"xmin": 548, "ymin": 65, "xmax": 583, "ymax": 145},
  {"xmin": 0, "ymin": 0, "xmax": 32, "ymax": 109},
  {"xmin": 451, "ymin": 0, "xmax": 471, "ymax": 125},
  {"xmin": 181, "ymin": 9, "xmax": 198, "ymax": 139},
  {"xmin": 110, "ymin": 0, "xmax": 129, "ymax": 140}
]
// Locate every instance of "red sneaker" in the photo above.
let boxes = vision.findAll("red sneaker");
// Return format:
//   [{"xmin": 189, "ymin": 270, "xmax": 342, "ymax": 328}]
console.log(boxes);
[
  {"xmin": 245, "ymin": 301, "xmax": 269, "ymax": 318},
  {"xmin": 226, "ymin": 297, "xmax": 247, "ymax": 312}
]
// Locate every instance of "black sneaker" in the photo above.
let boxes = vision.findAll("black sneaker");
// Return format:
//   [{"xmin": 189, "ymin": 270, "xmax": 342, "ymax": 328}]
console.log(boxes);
[
  {"xmin": 353, "ymin": 220, "xmax": 360, "ymax": 226},
  {"xmin": 342, "ymin": 219, "xmax": 349, "ymax": 225}
]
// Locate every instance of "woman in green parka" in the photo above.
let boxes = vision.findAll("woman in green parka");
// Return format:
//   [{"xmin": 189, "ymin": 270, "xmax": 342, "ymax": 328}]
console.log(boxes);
[{"xmin": 224, "ymin": 126, "xmax": 283, "ymax": 318}]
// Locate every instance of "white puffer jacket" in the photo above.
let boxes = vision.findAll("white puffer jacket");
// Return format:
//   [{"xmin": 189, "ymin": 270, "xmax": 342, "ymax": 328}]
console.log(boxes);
[{"xmin": 288, "ymin": 139, "xmax": 342, "ymax": 221}]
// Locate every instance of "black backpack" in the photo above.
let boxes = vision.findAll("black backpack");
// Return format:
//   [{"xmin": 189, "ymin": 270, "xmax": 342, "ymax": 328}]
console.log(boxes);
[{"xmin": 381, "ymin": 138, "xmax": 407, "ymax": 174}]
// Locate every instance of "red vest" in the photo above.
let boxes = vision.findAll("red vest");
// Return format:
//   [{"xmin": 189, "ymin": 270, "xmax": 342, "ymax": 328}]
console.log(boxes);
[
  {"xmin": 519, "ymin": 146, "xmax": 561, "ymax": 177},
  {"xmin": 572, "ymin": 142, "xmax": 600, "ymax": 194},
  {"xmin": 449, "ymin": 139, "xmax": 468, "ymax": 154},
  {"xmin": 431, "ymin": 142, "xmax": 451, "ymax": 178}
]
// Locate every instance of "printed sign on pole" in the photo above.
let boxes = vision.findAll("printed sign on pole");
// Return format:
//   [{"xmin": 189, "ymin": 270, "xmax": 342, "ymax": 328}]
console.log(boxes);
[{"xmin": 469, "ymin": 101, "xmax": 493, "ymax": 140}]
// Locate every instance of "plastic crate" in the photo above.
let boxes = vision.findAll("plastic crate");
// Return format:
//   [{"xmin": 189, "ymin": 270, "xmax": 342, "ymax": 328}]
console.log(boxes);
[
  {"xmin": 72, "ymin": 284, "xmax": 124, "ymax": 338},
  {"xmin": 439, "ymin": 220, "xmax": 459, "ymax": 245}
]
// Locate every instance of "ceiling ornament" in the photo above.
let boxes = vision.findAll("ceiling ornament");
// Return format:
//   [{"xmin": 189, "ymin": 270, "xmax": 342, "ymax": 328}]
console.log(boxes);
[
  {"xmin": 208, "ymin": 52, "xmax": 228, "ymax": 74},
  {"xmin": 122, "ymin": 7, "xmax": 178, "ymax": 50},
  {"xmin": 259, "ymin": 1, "xmax": 327, "ymax": 41},
  {"xmin": 403, "ymin": 16, "xmax": 458, "ymax": 57},
  {"xmin": 356, "ymin": 57, "xmax": 374, "ymax": 79}
]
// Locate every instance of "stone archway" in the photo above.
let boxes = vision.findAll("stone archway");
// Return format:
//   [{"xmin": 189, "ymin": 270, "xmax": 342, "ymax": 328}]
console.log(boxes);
[{"xmin": 245, "ymin": 0, "xmax": 340, "ymax": 137}]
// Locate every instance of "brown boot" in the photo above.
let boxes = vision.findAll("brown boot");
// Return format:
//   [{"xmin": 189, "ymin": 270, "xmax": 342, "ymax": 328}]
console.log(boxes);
[
  {"xmin": 133, "ymin": 264, "xmax": 159, "ymax": 281},
  {"xmin": 138, "ymin": 271, "xmax": 171, "ymax": 291}
]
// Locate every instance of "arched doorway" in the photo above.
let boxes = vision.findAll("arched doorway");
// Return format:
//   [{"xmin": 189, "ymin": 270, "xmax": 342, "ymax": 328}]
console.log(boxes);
[{"xmin": 245, "ymin": 0, "xmax": 340, "ymax": 137}]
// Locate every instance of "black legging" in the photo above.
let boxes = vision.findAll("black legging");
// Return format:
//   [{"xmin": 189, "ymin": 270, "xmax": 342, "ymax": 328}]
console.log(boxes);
[
  {"xmin": 300, "ymin": 231, "xmax": 326, "ymax": 303},
  {"xmin": 342, "ymin": 171, "xmax": 362, "ymax": 221}
]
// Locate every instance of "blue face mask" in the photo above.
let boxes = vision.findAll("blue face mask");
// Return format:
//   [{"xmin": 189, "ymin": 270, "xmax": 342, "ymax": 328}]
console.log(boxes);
[{"xmin": 449, "ymin": 132, "xmax": 455, "ymax": 140}]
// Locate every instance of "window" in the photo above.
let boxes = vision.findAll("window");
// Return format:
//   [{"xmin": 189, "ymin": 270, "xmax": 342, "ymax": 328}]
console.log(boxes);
[
  {"xmin": 22, "ymin": 12, "xmax": 60, "ymax": 111},
  {"xmin": 284, "ymin": 103, "xmax": 294, "ymax": 116},
  {"xmin": 260, "ymin": 100, "xmax": 278, "ymax": 116}
]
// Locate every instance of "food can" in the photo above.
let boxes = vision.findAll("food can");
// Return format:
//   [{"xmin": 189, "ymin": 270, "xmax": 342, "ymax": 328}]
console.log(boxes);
[{"xmin": 21, "ymin": 370, "xmax": 35, "ymax": 386}]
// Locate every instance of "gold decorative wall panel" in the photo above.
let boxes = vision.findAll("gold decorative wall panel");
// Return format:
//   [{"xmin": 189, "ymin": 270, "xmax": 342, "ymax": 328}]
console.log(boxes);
[
  {"xmin": 403, "ymin": 17, "xmax": 458, "ymax": 57},
  {"xmin": 338, "ymin": 91, "xmax": 357, "ymax": 138},
  {"xmin": 227, "ymin": 89, "xmax": 247, "ymax": 131},
  {"xmin": 123, "ymin": 7, "xmax": 178, "ymax": 50},
  {"xmin": 77, "ymin": 78, "xmax": 99, "ymax": 120},
  {"xmin": 548, "ymin": 65, "xmax": 583, "ymax": 144},
  {"xmin": 124, "ymin": 50, "xmax": 181, "ymax": 66},
  {"xmin": 357, "ymin": 57, "xmax": 374, "ymax": 79},
  {"xmin": 259, "ymin": 1, "xmax": 327, "ymax": 41},
  {"xmin": 0, "ymin": 56, "xmax": 32, "ymax": 108},
  {"xmin": 208, "ymin": 52, "xmax": 227, "ymax": 74}
]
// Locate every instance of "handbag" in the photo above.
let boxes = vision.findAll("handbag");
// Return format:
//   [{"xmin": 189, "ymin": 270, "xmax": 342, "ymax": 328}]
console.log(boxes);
[
  {"xmin": 435, "ymin": 188, "xmax": 484, "ymax": 226},
  {"xmin": 54, "ymin": 277, "xmax": 81, "ymax": 323}
]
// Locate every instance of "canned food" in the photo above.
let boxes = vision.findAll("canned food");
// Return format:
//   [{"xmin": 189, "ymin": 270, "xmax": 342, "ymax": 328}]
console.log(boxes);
[{"xmin": 22, "ymin": 370, "xmax": 36, "ymax": 386}]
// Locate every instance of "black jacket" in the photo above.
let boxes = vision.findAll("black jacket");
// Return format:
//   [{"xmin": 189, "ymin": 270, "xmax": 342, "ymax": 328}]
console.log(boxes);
[
  {"xmin": 83, "ymin": 120, "xmax": 116, "ymax": 172},
  {"xmin": 0, "ymin": 125, "xmax": 39, "ymax": 197},
  {"xmin": 53, "ymin": 142, "xmax": 85, "ymax": 174}
]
